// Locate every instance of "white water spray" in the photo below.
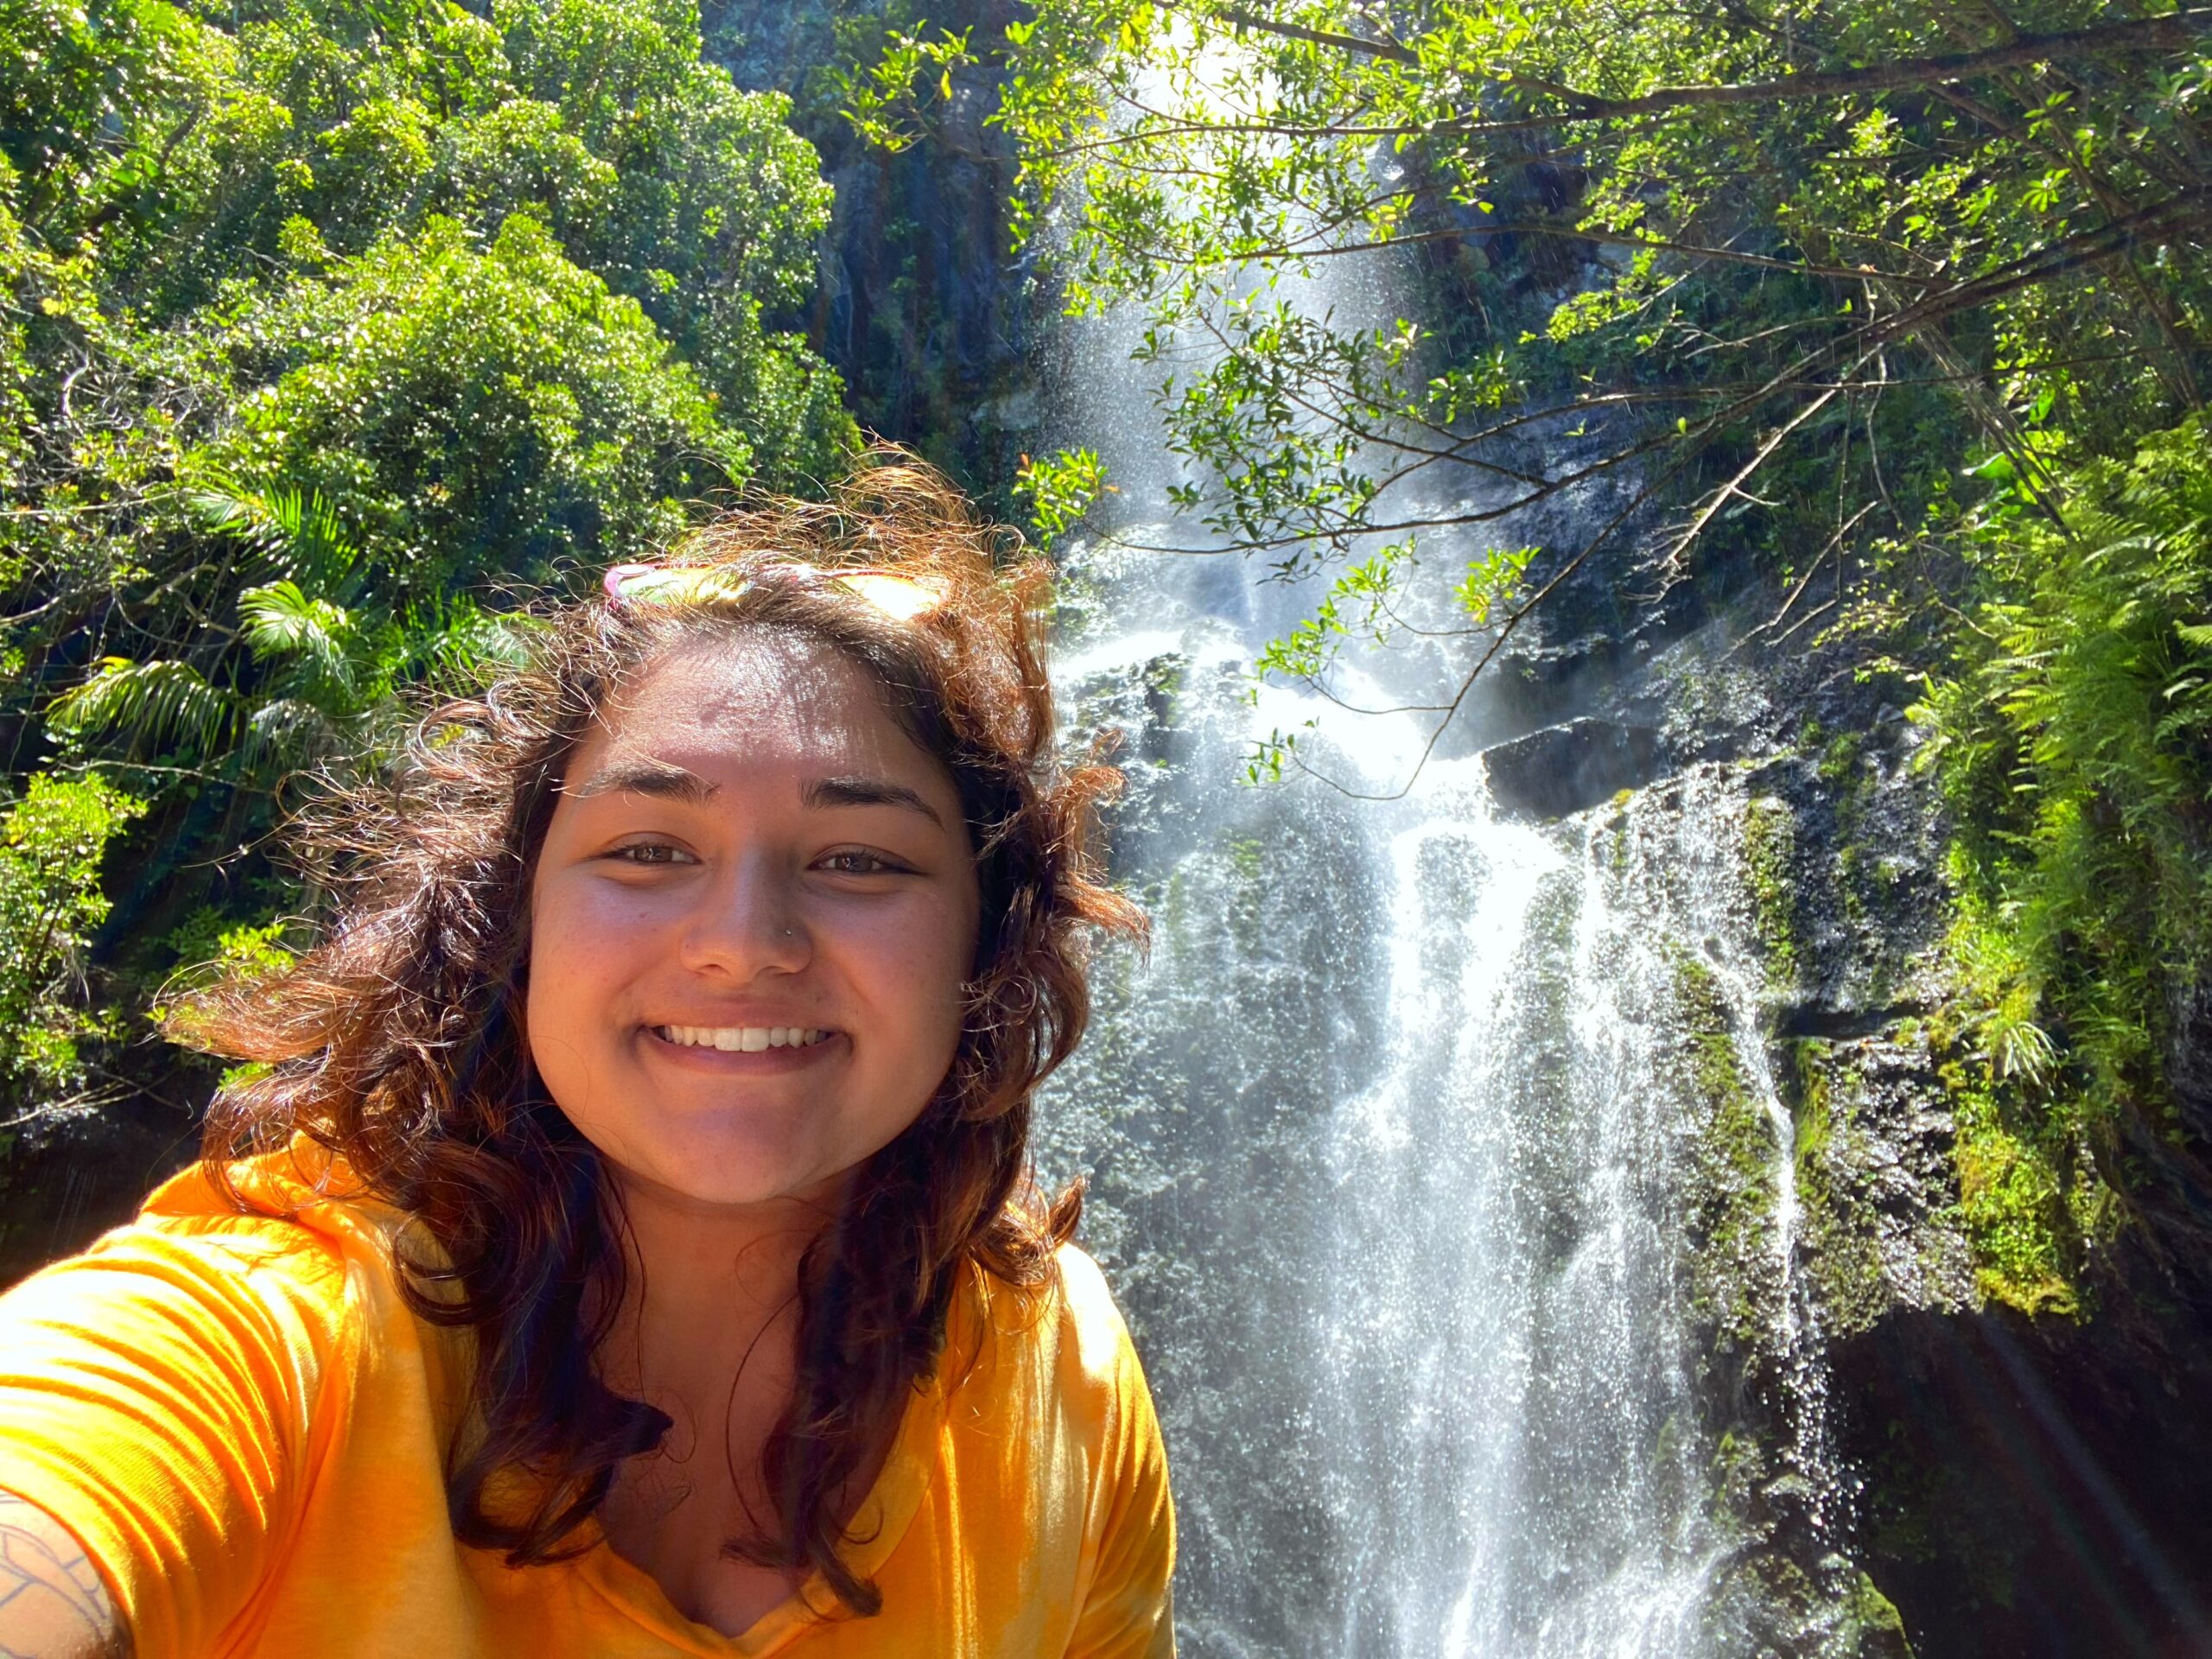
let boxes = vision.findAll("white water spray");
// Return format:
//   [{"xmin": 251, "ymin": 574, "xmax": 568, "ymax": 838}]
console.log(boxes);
[{"xmin": 1028, "ymin": 147, "xmax": 1840, "ymax": 1656}]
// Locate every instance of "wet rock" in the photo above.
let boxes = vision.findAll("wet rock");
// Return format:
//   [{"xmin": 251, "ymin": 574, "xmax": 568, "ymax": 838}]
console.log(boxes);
[
  {"xmin": 0, "ymin": 1092, "xmax": 194, "ymax": 1287},
  {"xmin": 1609, "ymin": 587, "xmax": 2212, "ymax": 1655},
  {"xmin": 1790, "ymin": 1028, "xmax": 1975, "ymax": 1338},
  {"xmin": 1830, "ymin": 1294, "xmax": 2212, "ymax": 1657},
  {"xmin": 1480, "ymin": 716, "xmax": 1668, "ymax": 819},
  {"xmin": 707, "ymin": 0, "xmax": 1044, "ymax": 480}
]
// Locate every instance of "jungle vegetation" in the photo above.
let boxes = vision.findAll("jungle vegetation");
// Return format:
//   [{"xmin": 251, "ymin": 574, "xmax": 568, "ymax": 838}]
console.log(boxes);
[
  {"xmin": 2, "ymin": 0, "xmax": 2210, "ymax": 1317},
  {"xmin": 0, "ymin": 0, "xmax": 852, "ymax": 1139}
]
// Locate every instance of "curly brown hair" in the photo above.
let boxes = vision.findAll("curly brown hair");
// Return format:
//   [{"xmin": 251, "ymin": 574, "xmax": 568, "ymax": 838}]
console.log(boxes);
[{"xmin": 175, "ymin": 458, "xmax": 1145, "ymax": 1618}]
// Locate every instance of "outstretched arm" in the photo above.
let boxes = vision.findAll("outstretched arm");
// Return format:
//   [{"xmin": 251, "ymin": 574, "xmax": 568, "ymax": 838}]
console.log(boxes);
[{"xmin": 0, "ymin": 1493, "xmax": 130, "ymax": 1659}]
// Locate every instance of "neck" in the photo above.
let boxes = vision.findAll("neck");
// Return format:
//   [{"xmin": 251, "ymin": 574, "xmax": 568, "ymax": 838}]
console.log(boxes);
[{"xmin": 595, "ymin": 1166, "xmax": 849, "ymax": 1410}]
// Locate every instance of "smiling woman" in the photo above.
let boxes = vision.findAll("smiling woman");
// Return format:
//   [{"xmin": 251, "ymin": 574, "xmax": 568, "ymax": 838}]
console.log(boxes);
[
  {"xmin": 529, "ymin": 627, "xmax": 984, "ymax": 1223},
  {"xmin": 0, "ymin": 461, "xmax": 1172, "ymax": 1657}
]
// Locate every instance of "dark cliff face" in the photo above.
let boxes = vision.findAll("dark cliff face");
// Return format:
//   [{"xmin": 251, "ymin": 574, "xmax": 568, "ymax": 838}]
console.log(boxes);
[
  {"xmin": 703, "ymin": 0, "xmax": 1041, "ymax": 496},
  {"xmin": 1486, "ymin": 554, "xmax": 2212, "ymax": 1655}
]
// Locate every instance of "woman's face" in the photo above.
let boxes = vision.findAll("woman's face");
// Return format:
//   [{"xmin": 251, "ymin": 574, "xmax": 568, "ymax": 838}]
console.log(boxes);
[{"xmin": 526, "ymin": 631, "xmax": 981, "ymax": 1212}]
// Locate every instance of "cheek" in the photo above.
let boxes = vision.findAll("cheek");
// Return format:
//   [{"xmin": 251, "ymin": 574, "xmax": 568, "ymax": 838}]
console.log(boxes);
[
  {"xmin": 525, "ymin": 888, "xmax": 585, "ymax": 1017},
  {"xmin": 522, "ymin": 877, "xmax": 632, "ymax": 1084},
  {"xmin": 531, "ymin": 869, "xmax": 656, "ymax": 987},
  {"xmin": 930, "ymin": 906, "xmax": 983, "ymax": 1058},
  {"xmin": 522, "ymin": 918, "xmax": 582, "ymax": 1093},
  {"xmin": 864, "ymin": 898, "xmax": 977, "ymax": 1049}
]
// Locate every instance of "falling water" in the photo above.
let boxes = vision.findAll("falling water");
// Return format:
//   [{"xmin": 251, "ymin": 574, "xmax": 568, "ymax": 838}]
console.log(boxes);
[{"xmin": 1028, "ymin": 238, "xmax": 1836, "ymax": 1655}]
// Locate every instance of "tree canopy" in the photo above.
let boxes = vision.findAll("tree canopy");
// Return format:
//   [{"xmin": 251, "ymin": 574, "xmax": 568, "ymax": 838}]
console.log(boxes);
[
  {"xmin": 0, "ymin": 0, "xmax": 855, "ymax": 1115},
  {"xmin": 854, "ymin": 0, "xmax": 2212, "ymax": 769}
]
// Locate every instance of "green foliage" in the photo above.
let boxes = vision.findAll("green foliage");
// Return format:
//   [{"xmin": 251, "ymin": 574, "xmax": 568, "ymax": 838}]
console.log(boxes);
[
  {"xmin": 0, "ymin": 0, "xmax": 851, "ymax": 615},
  {"xmin": 1014, "ymin": 445, "xmax": 1109, "ymax": 538},
  {"xmin": 835, "ymin": 16, "xmax": 972, "ymax": 152},
  {"xmin": 1742, "ymin": 796, "xmax": 1801, "ymax": 997},
  {"xmin": 1243, "ymin": 543, "xmax": 1414, "ymax": 783},
  {"xmin": 869, "ymin": 0, "xmax": 2212, "ymax": 783},
  {"xmin": 0, "ymin": 0, "xmax": 855, "ymax": 1118},
  {"xmin": 1453, "ymin": 543, "xmax": 1535, "ymax": 626},
  {"xmin": 1253, "ymin": 544, "xmax": 1410, "ymax": 683},
  {"xmin": 207, "ymin": 211, "xmax": 738, "ymax": 584},
  {"xmin": 1942, "ymin": 1038, "xmax": 2093, "ymax": 1318},
  {"xmin": 163, "ymin": 909, "xmax": 296, "ymax": 983},
  {"xmin": 0, "ymin": 775, "xmax": 147, "ymax": 1088},
  {"xmin": 1914, "ymin": 414, "xmax": 2212, "ymax": 1306},
  {"xmin": 48, "ymin": 461, "xmax": 536, "ymax": 779},
  {"xmin": 1672, "ymin": 951, "xmax": 1780, "ymax": 1350}
]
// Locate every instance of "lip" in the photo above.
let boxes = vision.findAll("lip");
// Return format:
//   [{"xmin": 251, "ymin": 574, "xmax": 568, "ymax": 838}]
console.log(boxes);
[{"xmin": 639, "ymin": 1026, "xmax": 845, "ymax": 1072}]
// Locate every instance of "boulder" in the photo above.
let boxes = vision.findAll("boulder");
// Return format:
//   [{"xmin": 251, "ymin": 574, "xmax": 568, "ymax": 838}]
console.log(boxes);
[{"xmin": 1480, "ymin": 717, "xmax": 1667, "ymax": 820}]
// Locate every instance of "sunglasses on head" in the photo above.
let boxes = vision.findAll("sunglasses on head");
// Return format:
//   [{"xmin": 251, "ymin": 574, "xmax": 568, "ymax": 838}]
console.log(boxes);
[{"xmin": 601, "ymin": 561, "xmax": 945, "ymax": 622}]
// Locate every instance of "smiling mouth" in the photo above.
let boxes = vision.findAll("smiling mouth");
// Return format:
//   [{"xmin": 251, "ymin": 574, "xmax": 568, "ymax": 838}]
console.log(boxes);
[{"xmin": 653, "ymin": 1024, "xmax": 832, "ymax": 1052}]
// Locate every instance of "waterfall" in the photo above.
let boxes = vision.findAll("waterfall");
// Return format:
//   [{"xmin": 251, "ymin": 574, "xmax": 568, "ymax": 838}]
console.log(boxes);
[{"xmin": 1030, "ymin": 244, "xmax": 1839, "ymax": 1656}]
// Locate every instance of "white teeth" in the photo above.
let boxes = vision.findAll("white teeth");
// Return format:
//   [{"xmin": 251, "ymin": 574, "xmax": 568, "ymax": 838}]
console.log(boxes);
[{"xmin": 657, "ymin": 1025, "xmax": 830, "ymax": 1050}]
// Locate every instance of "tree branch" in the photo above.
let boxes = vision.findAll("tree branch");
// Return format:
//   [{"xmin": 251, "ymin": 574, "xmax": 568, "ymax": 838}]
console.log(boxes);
[
  {"xmin": 1212, "ymin": 5, "xmax": 1416, "ymax": 64},
  {"xmin": 1199, "ymin": 3, "xmax": 2209, "ymax": 124}
]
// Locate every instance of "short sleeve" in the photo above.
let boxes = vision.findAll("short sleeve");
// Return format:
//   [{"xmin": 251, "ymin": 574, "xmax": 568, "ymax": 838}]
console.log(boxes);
[
  {"xmin": 0, "ymin": 1216, "xmax": 349, "ymax": 1659},
  {"xmin": 1065, "ymin": 1280, "xmax": 1176, "ymax": 1659}
]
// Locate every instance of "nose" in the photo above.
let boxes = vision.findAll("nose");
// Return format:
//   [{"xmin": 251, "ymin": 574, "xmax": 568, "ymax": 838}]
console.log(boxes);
[{"xmin": 676, "ymin": 851, "xmax": 810, "ymax": 980}]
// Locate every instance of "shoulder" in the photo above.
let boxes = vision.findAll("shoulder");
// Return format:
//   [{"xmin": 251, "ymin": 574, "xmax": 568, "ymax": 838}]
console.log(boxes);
[
  {"xmin": 3, "ymin": 1148, "xmax": 412, "ymax": 1367},
  {"xmin": 1046, "ymin": 1242, "xmax": 1146, "ymax": 1382},
  {"xmin": 1027, "ymin": 1247, "xmax": 1179, "ymax": 1651},
  {"xmin": 952, "ymin": 1240, "xmax": 1158, "ymax": 1449},
  {"xmin": 0, "ymin": 1154, "xmax": 429, "ymax": 1659}
]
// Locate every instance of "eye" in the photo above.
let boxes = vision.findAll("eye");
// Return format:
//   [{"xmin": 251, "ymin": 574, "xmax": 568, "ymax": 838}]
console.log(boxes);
[
  {"xmin": 607, "ymin": 840, "xmax": 696, "ymax": 867},
  {"xmin": 817, "ymin": 849, "xmax": 906, "ymax": 876}
]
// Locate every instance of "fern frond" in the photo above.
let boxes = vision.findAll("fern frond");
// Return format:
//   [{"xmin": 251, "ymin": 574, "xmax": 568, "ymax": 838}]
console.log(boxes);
[{"xmin": 48, "ymin": 658, "xmax": 240, "ymax": 761}]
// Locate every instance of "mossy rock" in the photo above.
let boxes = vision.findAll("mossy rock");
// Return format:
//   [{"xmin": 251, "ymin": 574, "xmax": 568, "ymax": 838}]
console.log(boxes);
[{"xmin": 1669, "ymin": 952, "xmax": 1783, "ymax": 1353}]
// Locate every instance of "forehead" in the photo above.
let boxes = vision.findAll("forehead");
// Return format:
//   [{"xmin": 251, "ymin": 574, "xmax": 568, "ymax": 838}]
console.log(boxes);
[{"xmin": 576, "ymin": 631, "xmax": 932, "ymax": 782}]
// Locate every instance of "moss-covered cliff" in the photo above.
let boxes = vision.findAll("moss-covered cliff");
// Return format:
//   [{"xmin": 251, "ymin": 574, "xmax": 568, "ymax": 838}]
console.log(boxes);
[{"xmin": 1534, "ymin": 578, "xmax": 2212, "ymax": 1655}]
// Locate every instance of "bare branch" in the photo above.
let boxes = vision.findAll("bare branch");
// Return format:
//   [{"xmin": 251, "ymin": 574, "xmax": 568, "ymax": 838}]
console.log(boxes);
[
  {"xmin": 1754, "ymin": 501, "xmax": 1878, "ymax": 639},
  {"xmin": 1661, "ymin": 378, "xmax": 1853, "ymax": 574}
]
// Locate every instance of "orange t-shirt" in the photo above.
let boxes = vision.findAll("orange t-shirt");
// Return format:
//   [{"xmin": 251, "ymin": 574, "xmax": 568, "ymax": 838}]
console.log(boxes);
[{"xmin": 0, "ymin": 1156, "xmax": 1175, "ymax": 1659}]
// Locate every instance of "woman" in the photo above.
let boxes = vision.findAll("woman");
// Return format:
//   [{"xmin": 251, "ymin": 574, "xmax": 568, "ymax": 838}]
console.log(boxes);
[{"xmin": 0, "ymin": 461, "xmax": 1175, "ymax": 1657}]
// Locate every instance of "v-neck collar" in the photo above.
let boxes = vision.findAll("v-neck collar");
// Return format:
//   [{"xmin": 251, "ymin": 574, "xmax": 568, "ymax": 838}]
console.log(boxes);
[{"xmin": 572, "ymin": 1357, "xmax": 949, "ymax": 1656}]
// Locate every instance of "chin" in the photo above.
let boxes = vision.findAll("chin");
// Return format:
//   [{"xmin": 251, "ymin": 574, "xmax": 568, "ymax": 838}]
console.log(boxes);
[{"xmin": 608, "ymin": 1119, "xmax": 851, "ymax": 1211}]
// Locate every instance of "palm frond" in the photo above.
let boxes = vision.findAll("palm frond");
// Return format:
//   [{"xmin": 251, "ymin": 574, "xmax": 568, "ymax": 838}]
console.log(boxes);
[
  {"xmin": 48, "ymin": 658, "xmax": 241, "ymax": 762},
  {"xmin": 242, "ymin": 697, "xmax": 344, "ymax": 766},
  {"xmin": 420, "ymin": 596, "xmax": 543, "ymax": 688},
  {"xmin": 240, "ymin": 582, "xmax": 356, "ymax": 667},
  {"xmin": 184, "ymin": 476, "xmax": 363, "ymax": 596}
]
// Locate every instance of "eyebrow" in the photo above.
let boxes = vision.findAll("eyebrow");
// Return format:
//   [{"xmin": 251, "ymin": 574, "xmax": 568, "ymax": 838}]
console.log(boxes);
[
  {"xmin": 569, "ymin": 762, "xmax": 945, "ymax": 830},
  {"xmin": 804, "ymin": 775, "xmax": 945, "ymax": 830},
  {"xmin": 569, "ymin": 760, "xmax": 718, "ymax": 803}
]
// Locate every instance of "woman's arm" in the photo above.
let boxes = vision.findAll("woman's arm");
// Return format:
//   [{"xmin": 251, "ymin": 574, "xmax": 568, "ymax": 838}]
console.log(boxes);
[
  {"xmin": 0, "ymin": 1492, "xmax": 130, "ymax": 1659},
  {"xmin": 0, "ymin": 1212, "xmax": 350, "ymax": 1658}
]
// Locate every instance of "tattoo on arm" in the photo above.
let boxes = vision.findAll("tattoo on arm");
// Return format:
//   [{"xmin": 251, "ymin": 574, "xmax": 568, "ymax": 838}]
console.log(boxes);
[{"xmin": 0, "ymin": 1494, "xmax": 129, "ymax": 1659}]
